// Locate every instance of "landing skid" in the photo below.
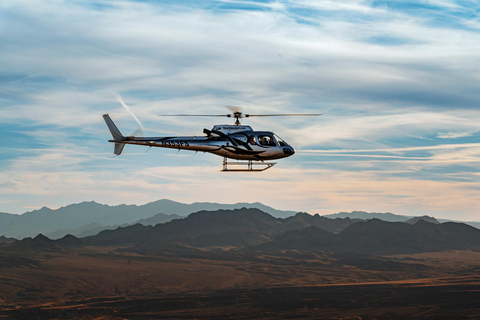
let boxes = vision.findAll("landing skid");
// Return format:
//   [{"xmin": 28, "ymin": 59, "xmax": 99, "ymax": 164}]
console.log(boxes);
[{"xmin": 222, "ymin": 157, "xmax": 276, "ymax": 172}]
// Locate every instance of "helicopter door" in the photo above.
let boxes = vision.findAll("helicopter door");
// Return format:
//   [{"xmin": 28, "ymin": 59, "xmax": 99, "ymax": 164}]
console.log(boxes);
[{"xmin": 257, "ymin": 135, "xmax": 277, "ymax": 147}]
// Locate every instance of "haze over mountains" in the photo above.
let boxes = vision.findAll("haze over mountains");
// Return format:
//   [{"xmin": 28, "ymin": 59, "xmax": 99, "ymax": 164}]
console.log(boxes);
[
  {"xmin": 88, "ymin": 209, "xmax": 480, "ymax": 255},
  {"xmin": 325, "ymin": 211, "xmax": 480, "ymax": 229},
  {"xmin": 0, "ymin": 200, "xmax": 297, "ymax": 239},
  {"xmin": 2, "ymin": 200, "xmax": 480, "ymax": 240},
  {"xmin": 4, "ymin": 208, "xmax": 480, "ymax": 257}
]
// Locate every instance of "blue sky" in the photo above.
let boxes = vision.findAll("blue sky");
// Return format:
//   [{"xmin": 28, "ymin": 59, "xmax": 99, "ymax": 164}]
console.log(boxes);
[{"xmin": 1, "ymin": 0, "xmax": 480, "ymax": 220}]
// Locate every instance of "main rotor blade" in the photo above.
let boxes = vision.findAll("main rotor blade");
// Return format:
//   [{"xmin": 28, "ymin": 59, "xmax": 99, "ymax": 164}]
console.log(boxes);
[
  {"xmin": 158, "ymin": 114, "xmax": 230, "ymax": 117},
  {"xmin": 246, "ymin": 114, "xmax": 322, "ymax": 117},
  {"xmin": 158, "ymin": 113, "xmax": 322, "ymax": 118}
]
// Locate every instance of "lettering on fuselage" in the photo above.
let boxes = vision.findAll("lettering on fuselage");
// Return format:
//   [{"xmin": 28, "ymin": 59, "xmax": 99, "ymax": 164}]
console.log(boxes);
[{"xmin": 161, "ymin": 140, "xmax": 190, "ymax": 147}]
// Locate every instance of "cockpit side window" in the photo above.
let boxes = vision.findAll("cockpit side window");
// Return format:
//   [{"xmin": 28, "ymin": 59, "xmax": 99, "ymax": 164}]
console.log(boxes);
[
  {"xmin": 274, "ymin": 134, "xmax": 289, "ymax": 147},
  {"xmin": 258, "ymin": 135, "xmax": 276, "ymax": 146}
]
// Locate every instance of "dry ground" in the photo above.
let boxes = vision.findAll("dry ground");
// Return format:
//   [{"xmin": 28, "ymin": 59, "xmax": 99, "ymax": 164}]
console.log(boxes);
[{"xmin": 1, "ymin": 247, "xmax": 480, "ymax": 319}]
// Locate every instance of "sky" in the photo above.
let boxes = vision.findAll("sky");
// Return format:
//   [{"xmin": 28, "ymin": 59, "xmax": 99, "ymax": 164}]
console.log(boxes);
[{"xmin": 1, "ymin": 0, "xmax": 480, "ymax": 220}]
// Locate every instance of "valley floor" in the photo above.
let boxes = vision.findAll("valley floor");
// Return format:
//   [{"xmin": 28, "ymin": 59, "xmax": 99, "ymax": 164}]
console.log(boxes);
[{"xmin": 1, "ymin": 248, "xmax": 480, "ymax": 319}]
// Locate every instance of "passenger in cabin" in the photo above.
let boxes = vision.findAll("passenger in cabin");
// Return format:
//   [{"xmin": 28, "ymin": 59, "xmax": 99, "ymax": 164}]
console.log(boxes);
[{"xmin": 258, "ymin": 135, "xmax": 276, "ymax": 146}]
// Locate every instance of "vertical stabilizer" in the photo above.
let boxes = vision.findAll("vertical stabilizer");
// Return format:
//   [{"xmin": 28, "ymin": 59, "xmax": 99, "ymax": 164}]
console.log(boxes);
[
  {"xmin": 103, "ymin": 114, "xmax": 124, "ymax": 140},
  {"xmin": 103, "ymin": 114, "xmax": 126, "ymax": 155}
]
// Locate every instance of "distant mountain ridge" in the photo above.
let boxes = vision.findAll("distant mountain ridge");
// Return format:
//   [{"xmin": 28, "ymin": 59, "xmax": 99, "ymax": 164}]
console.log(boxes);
[
  {"xmin": 4, "ymin": 208, "xmax": 362, "ymax": 252},
  {"xmin": 6, "ymin": 209, "xmax": 480, "ymax": 256},
  {"xmin": 324, "ymin": 211, "xmax": 410, "ymax": 222},
  {"xmin": 259, "ymin": 218, "xmax": 480, "ymax": 254},
  {"xmin": 405, "ymin": 216, "xmax": 439, "ymax": 225},
  {"xmin": 84, "ymin": 208, "xmax": 285, "ymax": 249},
  {"xmin": 324, "ymin": 211, "xmax": 480, "ymax": 229},
  {"xmin": 2, "ymin": 201, "xmax": 479, "ymax": 240},
  {"xmin": 0, "ymin": 200, "xmax": 297, "ymax": 239},
  {"xmin": 74, "ymin": 208, "xmax": 363, "ymax": 251},
  {"xmin": 81, "ymin": 209, "xmax": 480, "ymax": 255}
]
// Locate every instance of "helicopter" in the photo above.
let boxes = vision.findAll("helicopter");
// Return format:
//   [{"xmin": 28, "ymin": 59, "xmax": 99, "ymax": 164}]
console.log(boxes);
[{"xmin": 103, "ymin": 108, "xmax": 321, "ymax": 171}]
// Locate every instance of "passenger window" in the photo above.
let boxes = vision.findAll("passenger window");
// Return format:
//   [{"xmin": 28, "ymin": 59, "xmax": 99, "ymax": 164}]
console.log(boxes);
[{"xmin": 258, "ymin": 135, "xmax": 276, "ymax": 146}]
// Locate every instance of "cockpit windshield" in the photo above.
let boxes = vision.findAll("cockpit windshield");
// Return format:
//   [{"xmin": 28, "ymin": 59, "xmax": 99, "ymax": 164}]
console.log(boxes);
[{"xmin": 274, "ymin": 134, "xmax": 289, "ymax": 147}]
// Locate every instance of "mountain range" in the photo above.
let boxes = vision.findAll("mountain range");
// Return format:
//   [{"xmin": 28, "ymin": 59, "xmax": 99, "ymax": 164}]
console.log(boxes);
[
  {"xmin": 0, "ymin": 200, "xmax": 297, "ymax": 239},
  {"xmin": 2, "ymin": 200, "xmax": 479, "ymax": 240},
  {"xmin": 325, "ymin": 211, "xmax": 480, "ymax": 229},
  {"xmin": 5, "ymin": 208, "xmax": 480, "ymax": 256},
  {"xmin": 2, "ymin": 208, "xmax": 480, "ymax": 320},
  {"xmin": 258, "ymin": 218, "xmax": 480, "ymax": 254}
]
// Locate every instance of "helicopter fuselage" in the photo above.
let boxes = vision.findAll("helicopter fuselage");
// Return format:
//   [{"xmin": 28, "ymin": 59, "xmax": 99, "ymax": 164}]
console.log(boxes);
[
  {"xmin": 103, "ymin": 115, "xmax": 295, "ymax": 163},
  {"xmin": 111, "ymin": 129, "xmax": 295, "ymax": 161}
]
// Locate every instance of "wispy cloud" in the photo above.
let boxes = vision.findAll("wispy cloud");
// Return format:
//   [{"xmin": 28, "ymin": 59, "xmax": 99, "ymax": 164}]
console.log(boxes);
[
  {"xmin": 302, "ymin": 143, "xmax": 480, "ymax": 154},
  {"xmin": 1, "ymin": 0, "xmax": 480, "ymax": 220},
  {"xmin": 437, "ymin": 131, "xmax": 475, "ymax": 139},
  {"xmin": 2, "ymin": 164, "xmax": 478, "ymax": 220}
]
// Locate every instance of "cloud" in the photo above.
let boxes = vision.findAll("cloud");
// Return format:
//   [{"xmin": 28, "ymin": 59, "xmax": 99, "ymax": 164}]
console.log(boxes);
[
  {"xmin": 1, "ymin": 0, "xmax": 480, "ymax": 220},
  {"xmin": 2, "ymin": 0, "xmax": 480, "ymax": 107},
  {"xmin": 301, "ymin": 142, "xmax": 480, "ymax": 154},
  {"xmin": 2, "ymin": 164, "xmax": 479, "ymax": 220},
  {"xmin": 437, "ymin": 131, "xmax": 475, "ymax": 139}
]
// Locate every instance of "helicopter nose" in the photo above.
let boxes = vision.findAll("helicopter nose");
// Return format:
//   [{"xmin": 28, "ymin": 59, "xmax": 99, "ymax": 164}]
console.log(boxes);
[{"xmin": 283, "ymin": 147, "xmax": 295, "ymax": 156}]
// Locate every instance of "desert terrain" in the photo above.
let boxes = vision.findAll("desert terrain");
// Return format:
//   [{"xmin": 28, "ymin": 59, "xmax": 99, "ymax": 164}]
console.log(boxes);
[
  {"xmin": 1, "ymin": 208, "xmax": 480, "ymax": 319},
  {"xmin": 1, "ymin": 247, "xmax": 480, "ymax": 319}
]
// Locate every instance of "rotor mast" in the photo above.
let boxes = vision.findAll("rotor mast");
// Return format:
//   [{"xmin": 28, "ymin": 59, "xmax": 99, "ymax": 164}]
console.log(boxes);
[{"xmin": 231, "ymin": 111, "xmax": 246, "ymax": 125}]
